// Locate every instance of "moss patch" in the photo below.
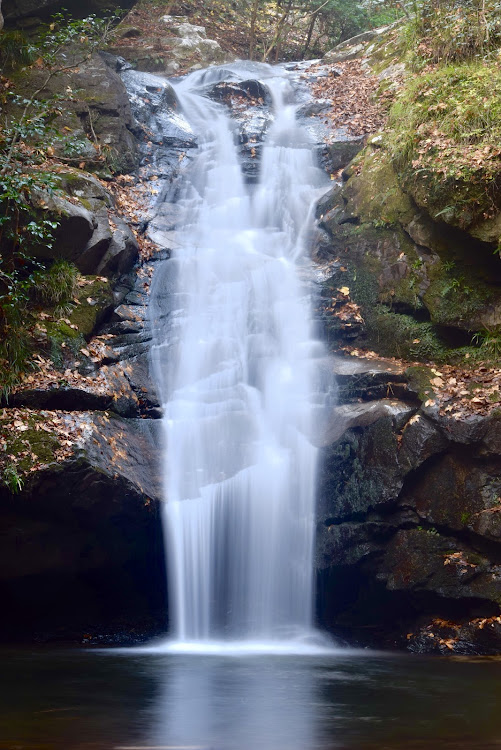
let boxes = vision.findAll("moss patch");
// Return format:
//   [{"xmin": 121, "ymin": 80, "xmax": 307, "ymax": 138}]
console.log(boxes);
[
  {"xmin": 385, "ymin": 61, "xmax": 501, "ymax": 237},
  {"xmin": 0, "ymin": 411, "xmax": 60, "ymax": 492},
  {"xmin": 345, "ymin": 147, "xmax": 415, "ymax": 227},
  {"xmin": 70, "ymin": 277, "xmax": 114, "ymax": 339},
  {"xmin": 422, "ymin": 259, "xmax": 495, "ymax": 330}
]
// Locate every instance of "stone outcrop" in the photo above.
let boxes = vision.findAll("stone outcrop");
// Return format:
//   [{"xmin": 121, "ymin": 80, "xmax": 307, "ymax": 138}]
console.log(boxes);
[
  {"xmin": 323, "ymin": 22, "xmax": 402, "ymax": 64},
  {"xmin": 109, "ymin": 6, "xmax": 232, "ymax": 76},
  {"xmin": 0, "ymin": 411, "xmax": 166, "ymax": 641},
  {"xmin": 310, "ymin": 113, "xmax": 501, "ymax": 652},
  {"xmin": 28, "ymin": 167, "xmax": 139, "ymax": 276},
  {"xmin": 315, "ymin": 355, "xmax": 501, "ymax": 654},
  {"xmin": 315, "ymin": 139, "xmax": 501, "ymax": 362},
  {"xmin": 0, "ymin": 256, "xmax": 165, "ymax": 642}
]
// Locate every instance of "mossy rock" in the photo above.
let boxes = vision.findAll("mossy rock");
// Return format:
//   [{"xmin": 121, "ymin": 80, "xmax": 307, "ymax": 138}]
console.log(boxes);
[
  {"xmin": 386, "ymin": 60, "xmax": 501, "ymax": 242},
  {"xmin": 70, "ymin": 276, "xmax": 114, "ymax": 339},
  {"xmin": 0, "ymin": 412, "xmax": 59, "ymax": 490},
  {"xmin": 344, "ymin": 146, "xmax": 415, "ymax": 227},
  {"xmin": 422, "ymin": 258, "xmax": 500, "ymax": 331}
]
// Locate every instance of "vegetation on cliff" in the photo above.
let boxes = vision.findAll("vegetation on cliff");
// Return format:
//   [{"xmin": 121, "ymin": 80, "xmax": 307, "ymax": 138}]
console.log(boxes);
[{"xmin": 323, "ymin": 0, "xmax": 501, "ymax": 376}]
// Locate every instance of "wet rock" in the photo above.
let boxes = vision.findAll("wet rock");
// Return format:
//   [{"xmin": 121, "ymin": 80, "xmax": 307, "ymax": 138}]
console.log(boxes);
[
  {"xmin": 320, "ymin": 398, "xmax": 413, "ymax": 446},
  {"xmin": 329, "ymin": 354, "xmax": 409, "ymax": 405},
  {"xmin": 398, "ymin": 414, "xmax": 448, "ymax": 472},
  {"xmin": 321, "ymin": 137, "xmax": 366, "ymax": 173},
  {"xmin": 315, "ymin": 184, "xmax": 342, "ymax": 219},
  {"xmin": 207, "ymin": 79, "xmax": 272, "ymax": 106},
  {"xmin": 97, "ymin": 216, "xmax": 139, "ymax": 277},
  {"xmin": 400, "ymin": 451, "xmax": 501, "ymax": 542},
  {"xmin": 407, "ymin": 616, "xmax": 501, "ymax": 655},
  {"xmin": 318, "ymin": 403, "xmax": 408, "ymax": 521},
  {"xmin": 380, "ymin": 528, "xmax": 501, "ymax": 603},
  {"xmin": 0, "ymin": 413, "xmax": 165, "ymax": 640},
  {"xmin": 121, "ymin": 69, "xmax": 197, "ymax": 149},
  {"xmin": 317, "ymin": 519, "xmax": 393, "ymax": 569}
]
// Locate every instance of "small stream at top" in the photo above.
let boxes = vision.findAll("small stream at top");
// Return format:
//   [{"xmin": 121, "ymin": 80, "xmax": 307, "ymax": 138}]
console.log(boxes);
[{"xmin": 143, "ymin": 61, "xmax": 334, "ymax": 649}]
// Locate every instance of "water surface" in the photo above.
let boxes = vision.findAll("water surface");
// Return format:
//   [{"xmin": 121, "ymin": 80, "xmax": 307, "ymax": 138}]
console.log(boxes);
[{"xmin": 1, "ymin": 647, "xmax": 500, "ymax": 749}]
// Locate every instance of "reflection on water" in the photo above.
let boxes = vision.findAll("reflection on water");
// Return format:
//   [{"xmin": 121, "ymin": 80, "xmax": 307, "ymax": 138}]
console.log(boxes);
[{"xmin": 1, "ymin": 648, "xmax": 501, "ymax": 749}]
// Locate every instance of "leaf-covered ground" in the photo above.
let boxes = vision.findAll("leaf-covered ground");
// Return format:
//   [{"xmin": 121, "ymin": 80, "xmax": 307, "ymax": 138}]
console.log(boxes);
[{"xmin": 310, "ymin": 59, "xmax": 387, "ymax": 137}]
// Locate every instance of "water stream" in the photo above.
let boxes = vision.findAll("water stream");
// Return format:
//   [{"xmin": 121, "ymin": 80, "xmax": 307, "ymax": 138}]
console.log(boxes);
[
  {"xmin": 149, "ymin": 63, "xmax": 332, "ymax": 648},
  {"xmin": 4, "ymin": 63, "xmax": 501, "ymax": 750}
]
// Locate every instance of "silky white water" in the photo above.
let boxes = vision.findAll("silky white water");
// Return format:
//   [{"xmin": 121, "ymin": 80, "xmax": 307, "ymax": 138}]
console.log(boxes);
[{"xmin": 150, "ymin": 63, "xmax": 331, "ymax": 649}]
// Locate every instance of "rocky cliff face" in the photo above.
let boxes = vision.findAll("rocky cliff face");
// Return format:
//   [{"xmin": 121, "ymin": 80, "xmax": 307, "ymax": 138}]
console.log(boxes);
[
  {"xmin": 313, "ymin": 27, "xmax": 501, "ymax": 654},
  {"xmin": 315, "ymin": 357, "xmax": 501, "ymax": 653},
  {"xmin": 3, "ymin": 13, "xmax": 501, "ymax": 654}
]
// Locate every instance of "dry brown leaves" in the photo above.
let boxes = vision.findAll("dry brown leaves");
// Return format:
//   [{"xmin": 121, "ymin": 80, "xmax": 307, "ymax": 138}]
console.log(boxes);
[
  {"xmin": 424, "ymin": 362, "xmax": 501, "ymax": 418},
  {"xmin": 407, "ymin": 614, "xmax": 501, "ymax": 651},
  {"xmin": 103, "ymin": 174, "xmax": 160, "ymax": 261},
  {"xmin": 12, "ymin": 344, "xmax": 127, "ymax": 399},
  {"xmin": 337, "ymin": 321, "xmax": 501, "ymax": 420},
  {"xmin": 0, "ymin": 408, "xmax": 93, "ymax": 477},
  {"xmin": 308, "ymin": 60, "xmax": 386, "ymax": 138}
]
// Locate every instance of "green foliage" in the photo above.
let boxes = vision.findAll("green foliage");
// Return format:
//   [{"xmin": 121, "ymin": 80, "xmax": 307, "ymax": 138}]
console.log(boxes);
[
  {"xmin": 409, "ymin": 0, "xmax": 501, "ymax": 64},
  {"xmin": 0, "ymin": 31, "xmax": 36, "ymax": 70},
  {"xmin": 31, "ymin": 260, "xmax": 80, "ymax": 311},
  {"xmin": 385, "ymin": 59, "xmax": 501, "ymax": 227},
  {"xmin": 0, "ymin": 170, "xmax": 60, "ymax": 328},
  {"xmin": 471, "ymin": 327, "xmax": 501, "ymax": 359},
  {"xmin": 38, "ymin": 10, "xmax": 124, "ymax": 67},
  {"xmin": 0, "ymin": 11, "xmax": 120, "ymax": 392},
  {"xmin": 1, "ymin": 465, "xmax": 24, "ymax": 494}
]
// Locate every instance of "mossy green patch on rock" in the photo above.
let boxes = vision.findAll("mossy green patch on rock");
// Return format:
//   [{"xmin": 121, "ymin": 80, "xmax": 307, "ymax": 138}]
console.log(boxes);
[
  {"xmin": 405, "ymin": 365, "xmax": 435, "ymax": 402},
  {"xmin": 70, "ymin": 277, "xmax": 114, "ymax": 339},
  {"xmin": 0, "ymin": 411, "xmax": 60, "ymax": 490},
  {"xmin": 422, "ymin": 258, "xmax": 498, "ymax": 331},
  {"xmin": 386, "ymin": 61, "xmax": 501, "ymax": 240},
  {"xmin": 368, "ymin": 310, "xmax": 449, "ymax": 361},
  {"xmin": 344, "ymin": 146, "xmax": 415, "ymax": 227}
]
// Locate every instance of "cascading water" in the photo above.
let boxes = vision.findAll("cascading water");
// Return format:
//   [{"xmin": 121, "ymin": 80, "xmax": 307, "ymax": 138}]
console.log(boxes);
[{"xmin": 149, "ymin": 63, "xmax": 331, "ymax": 648}]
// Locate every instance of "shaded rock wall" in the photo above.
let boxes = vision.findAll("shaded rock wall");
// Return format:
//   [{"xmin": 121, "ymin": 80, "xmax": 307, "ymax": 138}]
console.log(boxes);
[
  {"xmin": 0, "ymin": 258, "xmax": 168, "ymax": 642},
  {"xmin": 315, "ymin": 351, "xmax": 501, "ymax": 653}
]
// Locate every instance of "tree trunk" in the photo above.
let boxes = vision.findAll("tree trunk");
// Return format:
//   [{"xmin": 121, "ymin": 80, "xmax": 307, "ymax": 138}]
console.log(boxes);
[
  {"xmin": 262, "ymin": 0, "xmax": 292, "ymax": 62},
  {"xmin": 302, "ymin": 13, "xmax": 316, "ymax": 58},
  {"xmin": 249, "ymin": 0, "xmax": 260, "ymax": 60}
]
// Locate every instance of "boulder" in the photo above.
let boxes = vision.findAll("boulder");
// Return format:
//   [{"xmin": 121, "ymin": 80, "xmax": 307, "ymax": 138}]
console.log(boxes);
[
  {"xmin": 97, "ymin": 216, "xmax": 139, "ymax": 277},
  {"xmin": 120, "ymin": 69, "xmax": 197, "ymax": 149},
  {"xmin": 380, "ymin": 528, "xmax": 501, "ymax": 604},
  {"xmin": 28, "ymin": 168, "xmax": 139, "ymax": 277},
  {"xmin": 317, "ymin": 402, "xmax": 408, "ymax": 522},
  {"xmin": 0, "ymin": 410, "xmax": 165, "ymax": 640},
  {"xmin": 323, "ymin": 23, "xmax": 401, "ymax": 63},
  {"xmin": 109, "ymin": 8, "xmax": 232, "ymax": 75},
  {"xmin": 321, "ymin": 137, "xmax": 366, "ymax": 173}
]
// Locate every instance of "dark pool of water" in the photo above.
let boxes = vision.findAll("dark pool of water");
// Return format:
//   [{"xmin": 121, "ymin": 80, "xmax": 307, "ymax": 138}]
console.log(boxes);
[{"xmin": 0, "ymin": 644, "xmax": 500, "ymax": 750}]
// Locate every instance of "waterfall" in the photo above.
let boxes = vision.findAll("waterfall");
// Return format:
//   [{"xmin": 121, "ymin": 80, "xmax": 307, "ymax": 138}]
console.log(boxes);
[{"xmin": 149, "ymin": 63, "xmax": 331, "ymax": 647}]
